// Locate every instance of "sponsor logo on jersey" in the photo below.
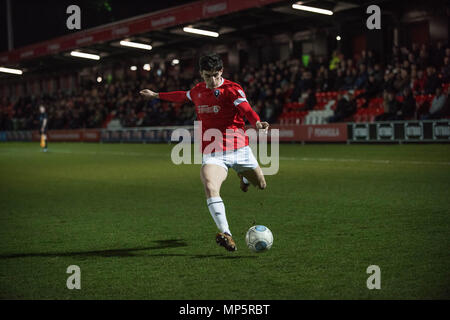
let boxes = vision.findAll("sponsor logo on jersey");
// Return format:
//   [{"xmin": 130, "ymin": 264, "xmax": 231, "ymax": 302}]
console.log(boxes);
[{"xmin": 197, "ymin": 105, "xmax": 221, "ymax": 114}]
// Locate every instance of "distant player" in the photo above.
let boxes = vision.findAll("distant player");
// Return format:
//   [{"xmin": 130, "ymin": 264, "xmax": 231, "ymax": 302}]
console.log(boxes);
[
  {"xmin": 39, "ymin": 105, "xmax": 48, "ymax": 152},
  {"xmin": 140, "ymin": 53, "xmax": 269, "ymax": 252}
]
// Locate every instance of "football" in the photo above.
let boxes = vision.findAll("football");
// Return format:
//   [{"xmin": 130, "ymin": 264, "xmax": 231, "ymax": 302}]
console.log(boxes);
[{"xmin": 245, "ymin": 225, "xmax": 273, "ymax": 253}]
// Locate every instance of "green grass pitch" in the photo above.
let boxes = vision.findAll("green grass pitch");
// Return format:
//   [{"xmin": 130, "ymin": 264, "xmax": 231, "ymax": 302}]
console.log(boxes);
[{"xmin": 0, "ymin": 142, "xmax": 449, "ymax": 299}]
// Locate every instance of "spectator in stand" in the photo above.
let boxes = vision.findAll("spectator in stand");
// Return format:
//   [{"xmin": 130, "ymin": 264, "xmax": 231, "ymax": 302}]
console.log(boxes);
[
  {"xmin": 308, "ymin": 55, "xmax": 320, "ymax": 75},
  {"xmin": 347, "ymin": 58, "xmax": 354, "ymax": 71},
  {"xmin": 317, "ymin": 56, "xmax": 327, "ymax": 70},
  {"xmin": 367, "ymin": 50, "xmax": 377, "ymax": 67},
  {"xmin": 400, "ymin": 46, "xmax": 410, "ymax": 63},
  {"xmin": 298, "ymin": 88, "xmax": 317, "ymax": 111},
  {"xmin": 372, "ymin": 63, "xmax": 383, "ymax": 83},
  {"xmin": 329, "ymin": 50, "xmax": 340, "ymax": 71},
  {"xmin": 391, "ymin": 46, "xmax": 402, "ymax": 65},
  {"xmin": 322, "ymin": 68, "xmax": 333, "ymax": 92},
  {"xmin": 421, "ymin": 87, "xmax": 447, "ymax": 119},
  {"xmin": 417, "ymin": 45, "xmax": 430, "ymax": 69},
  {"xmin": 411, "ymin": 43, "xmax": 420, "ymax": 58},
  {"xmin": 315, "ymin": 65, "xmax": 324, "ymax": 90},
  {"xmin": 432, "ymin": 41, "xmax": 446, "ymax": 68},
  {"xmin": 376, "ymin": 89, "xmax": 399, "ymax": 121},
  {"xmin": 333, "ymin": 69, "xmax": 345, "ymax": 91},
  {"xmin": 358, "ymin": 50, "xmax": 367, "ymax": 66},
  {"xmin": 441, "ymin": 56, "xmax": 450, "ymax": 83},
  {"xmin": 343, "ymin": 68, "xmax": 355, "ymax": 90},
  {"xmin": 315, "ymin": 65, "xmax": 332, "ymax": 92},
  {"xmin": 354, "ymin": 64, "xmax": 368, "ymax": 89},
  {"xmin": 382, "ymin": 70, "xmax": 395, "ymax": 92},
  {"xmin": 395, "ymin": 87, "xmax": 416, "ymax": 120},
  {"xmin": 2, "ymin": 41, "xmax": 449, "ymax": 131},
  {"xmin": 356, "ymin": 74, "xmax": 382, "ymax": 108},
  {"xmin": 443, "ymin": 87, "xmax": 450, "ymax": 118},
  {"xmin": 424, "ymin": 66, "xmax": 442, "ymax": 94},
  {"xmin": 262, "ymin": 98, "xmax": 277, "ymax": 123},
  {"xmin": 402, "ymin": 59, "xmax": 410, "ymax": 71},
  {"xmin": 407, "ymin": 52, "xmax": 416, "ymax": 66},
  {"xmin": 301, "ymin": 70, "xmax": 315, "ymax": 92},
  {"xmin": 412, "ymin": 69, "xmax": 426, "ymax": 94},
  {"xmin": 338, "ymin": 59, "xmax": 346, "ymax": 71},
  {"xmin": 393, "ymin": 68, "xmax": 410, "ymax": 92},
  {"xmin": 327, "ymin": 91, "xmax": 357, "ymax": 123}
]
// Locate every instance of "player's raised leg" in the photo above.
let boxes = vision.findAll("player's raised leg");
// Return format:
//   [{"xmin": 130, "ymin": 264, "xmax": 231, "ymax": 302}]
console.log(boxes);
[
  {"xmin": 200, "ymin": 164, "xmax": 236, "ymax": 251},
  {"xmin": 238, "ymin": 166, "xmax": 267, "ymax": 191}
]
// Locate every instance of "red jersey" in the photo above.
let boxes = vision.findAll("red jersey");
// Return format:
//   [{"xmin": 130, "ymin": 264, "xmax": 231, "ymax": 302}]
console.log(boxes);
[{"xmin": 159, "ymin": 78, "xmax": 260, "ymax": 153}]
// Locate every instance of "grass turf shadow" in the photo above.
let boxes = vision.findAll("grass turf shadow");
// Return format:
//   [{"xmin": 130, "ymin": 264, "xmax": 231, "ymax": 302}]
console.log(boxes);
[
  {"xmin": 0, "ymin": 239, "xmax": 188, "ymax": 259},
  {"xmin": 0, "ymin": 239, "xmax": 258, "ymax": 259}
]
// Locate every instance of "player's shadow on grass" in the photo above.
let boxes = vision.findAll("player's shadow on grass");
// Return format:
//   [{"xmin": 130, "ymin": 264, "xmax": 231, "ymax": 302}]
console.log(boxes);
[
  {"xmin": 191, "ymin": 254, "xmax": 258, "ymax": 260},
  {"xmin": 0, "ymin": 239, "xmax": 257, "ymax": 259},
  {"xmin": 0, "ymin": 239, "xmax": 189, "ymax": 259}
]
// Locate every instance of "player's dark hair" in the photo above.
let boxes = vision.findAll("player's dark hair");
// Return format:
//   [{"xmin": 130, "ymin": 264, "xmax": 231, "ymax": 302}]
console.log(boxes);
[{"xmin": 199, "ymin": 53, "xmax": 223, "ymax": 72}]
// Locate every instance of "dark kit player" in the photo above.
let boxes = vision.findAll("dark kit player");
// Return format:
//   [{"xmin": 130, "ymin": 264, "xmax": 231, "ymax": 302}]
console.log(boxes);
[
  {"xmin": 39, "ymin": 105, "xmax": 48, "ymax": 152},
  {"xmin": 140, "ymin": 53, "xmax": 270, "ymax": 252}
]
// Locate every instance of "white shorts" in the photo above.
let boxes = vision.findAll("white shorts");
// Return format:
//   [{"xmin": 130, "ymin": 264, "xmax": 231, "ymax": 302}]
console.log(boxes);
[{"xmin": 202, "ymin": 145, "xmax": 259, "ymax": 173}]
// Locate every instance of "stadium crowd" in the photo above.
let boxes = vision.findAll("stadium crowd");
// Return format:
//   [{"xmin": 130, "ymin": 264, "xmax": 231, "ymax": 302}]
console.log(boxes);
[{"xmin": 0, "ymin": 41, "xmax": 449, "ymax": 131}]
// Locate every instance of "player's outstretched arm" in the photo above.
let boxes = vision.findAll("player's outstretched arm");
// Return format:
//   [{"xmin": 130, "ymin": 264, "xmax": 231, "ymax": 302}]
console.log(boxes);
[
  {"xmin": 140, "ymin": 89, "xmax": 189, "ymax": 103},
  {"xmin": 139, "ymin": 89, "xmax": 159, "ymax": 99}
]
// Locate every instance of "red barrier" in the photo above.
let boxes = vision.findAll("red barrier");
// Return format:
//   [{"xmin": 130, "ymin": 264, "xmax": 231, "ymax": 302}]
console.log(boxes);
[
  {"xmin": 26, "ymin": 125, "xmax": 346, "ymax": 143},
  {"xmin": 269, "ymin": 124, "xmax": 347, "ymax": 142},
  {"xmin": 32, "ymin": 129, "xmax": 101, "ymax": 142}
]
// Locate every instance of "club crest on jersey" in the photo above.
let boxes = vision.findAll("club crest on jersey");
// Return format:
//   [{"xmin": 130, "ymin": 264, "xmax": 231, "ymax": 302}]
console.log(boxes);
[{"xmin": 214, "ymin": 89, "xmax": 220, "ymax": 98}]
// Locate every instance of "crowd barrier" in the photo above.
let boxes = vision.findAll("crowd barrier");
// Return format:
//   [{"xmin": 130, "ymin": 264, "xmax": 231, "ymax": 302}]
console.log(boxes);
[
  {"xmin": 0, "ymin": 129, "xmax": 101, "ymax": 142},
  {"xmin": 1, "ymin": 121, "xmax": 449, "ymax": 143},
  {"xmin": 349, "ymin": 120, "xmax": 450, "ymax": 142}
]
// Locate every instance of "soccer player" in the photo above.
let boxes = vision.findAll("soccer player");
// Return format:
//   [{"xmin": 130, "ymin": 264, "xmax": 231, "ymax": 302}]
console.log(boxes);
[
  {"xmin": 140, "ymin": 53, "xmax": 269, "ymax": 252},
  {"xmin": 39, "ymin": 105, "xmax": 48, "ymax": 152}
]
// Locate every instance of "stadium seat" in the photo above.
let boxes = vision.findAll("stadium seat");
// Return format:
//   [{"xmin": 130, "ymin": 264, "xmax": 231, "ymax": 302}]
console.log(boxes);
[{"xmin": 281, "ymin": 84, "xmax": 447, "ymax": 124}]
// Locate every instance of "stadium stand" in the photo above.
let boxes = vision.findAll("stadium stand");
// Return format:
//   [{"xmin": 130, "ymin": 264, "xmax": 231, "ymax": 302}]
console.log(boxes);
[{"xmin": 1, "ymin": 35, "xmax": 449, "ymax": 131}]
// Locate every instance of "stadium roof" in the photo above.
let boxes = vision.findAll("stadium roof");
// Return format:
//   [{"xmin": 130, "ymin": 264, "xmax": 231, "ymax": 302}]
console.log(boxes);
[{"xmin": 0, "ymin": 0, "xmax": 439, "ymax": 77}]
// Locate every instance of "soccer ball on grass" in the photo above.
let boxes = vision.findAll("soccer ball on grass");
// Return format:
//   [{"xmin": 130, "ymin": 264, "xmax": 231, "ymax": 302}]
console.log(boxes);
[{"xmin": 245, "ymin": 225, "xmax": 273, "ymax": 253}]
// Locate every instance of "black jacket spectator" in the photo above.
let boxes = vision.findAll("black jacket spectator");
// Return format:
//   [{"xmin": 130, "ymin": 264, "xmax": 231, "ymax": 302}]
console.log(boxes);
[
  {"xmin": 298, "ymin": 88, "xmax": 317, "ymax": 111},
  {"xmin": 376, "ymin": 90, "xmax": 399, "ymax": 121},
  {"xmin": 424, "ymin": 67, "xmax": 442, "ymax": 95},
  {"xmin": 357, "ymin": 75, "xmax": 382, "ymax": 108},
  {"xmin": 396, "ymin": 88, "xmax": 416, "ymax": 120},
  {"xmin": 328, "ymin": 93, "xmax": 357, "ymax": 123}
]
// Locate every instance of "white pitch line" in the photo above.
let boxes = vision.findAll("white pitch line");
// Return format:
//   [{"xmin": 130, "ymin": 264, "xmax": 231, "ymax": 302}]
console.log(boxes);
[
  {"xmin": 0, "ymin": 148, "xmax": 158, "ymax": 158},
  {"xmin": 1, "ymin": 148, "xmax": 449, "ymax": 166},
  {"xmin": 279, "ymin": 156, "xmax": 450, "ymax": 166}
]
